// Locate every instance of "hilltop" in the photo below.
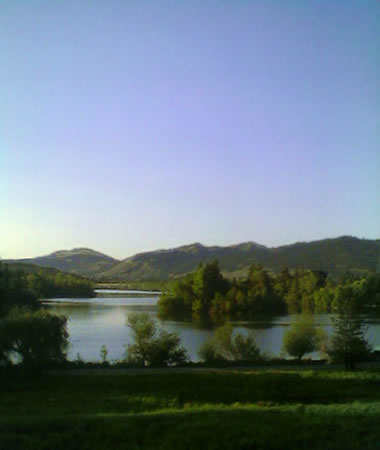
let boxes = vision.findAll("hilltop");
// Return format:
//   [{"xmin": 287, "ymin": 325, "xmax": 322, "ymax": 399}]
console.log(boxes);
[
  {"xmin": 96, "ymin": 236, "xmax": 379, "ymax": 280},
  {"xmin": 6, "ymin": 248, "xmax": 119, "ymax": 277},
  {"xmin": 6, "ymin": 236, "xmax": 378, "ymax": 281}
]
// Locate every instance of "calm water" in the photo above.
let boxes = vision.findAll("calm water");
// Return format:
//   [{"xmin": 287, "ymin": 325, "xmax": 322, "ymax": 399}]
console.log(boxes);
[{"xmin": 42, "ymin": 290, "xmax": 380, "ymax": 362}]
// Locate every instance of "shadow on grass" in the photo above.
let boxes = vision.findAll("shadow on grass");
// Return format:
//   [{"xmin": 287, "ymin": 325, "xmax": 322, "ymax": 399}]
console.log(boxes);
[
  {"xmin": 1, "ymin": 403, "xmax": 379, "ymax": 450},
  {"xmin": 1, "ymin": 370, "xmax": 380, "ymax": 449},
  {"xmin": 1, "ymin": 370, "xmax": 380, "ymax": 407}
]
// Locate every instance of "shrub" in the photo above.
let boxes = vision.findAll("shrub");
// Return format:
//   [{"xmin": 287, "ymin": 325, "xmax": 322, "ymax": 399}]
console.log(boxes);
[
  {"xmin": 125, "ymin": 312, "xmax": 187, "ymax": 367},
  {"xmin": 199, "ymin": 324, "xmax": 261, "ymax": 363},
  {"xmin": 282, "ymin": 314, "xmax": 326, "ymax": 361}
]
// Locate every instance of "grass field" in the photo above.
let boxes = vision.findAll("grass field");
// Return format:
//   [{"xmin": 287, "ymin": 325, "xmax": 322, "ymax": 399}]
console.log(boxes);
[{"xmin": 1, "ymin": 369, "xmax": 379, "ymax": 450}]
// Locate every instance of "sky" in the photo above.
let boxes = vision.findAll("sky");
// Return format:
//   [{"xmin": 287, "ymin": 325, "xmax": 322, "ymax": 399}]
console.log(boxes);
[{"xmin": 1, "ymin": 0, "xmax": 379, "ymax": 259}]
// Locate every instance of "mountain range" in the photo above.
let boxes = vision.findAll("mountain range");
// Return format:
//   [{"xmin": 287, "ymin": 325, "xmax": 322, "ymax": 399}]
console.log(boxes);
[{"xmin": 5, "ymin": 236, "xmax": 380, "ymax": 281}]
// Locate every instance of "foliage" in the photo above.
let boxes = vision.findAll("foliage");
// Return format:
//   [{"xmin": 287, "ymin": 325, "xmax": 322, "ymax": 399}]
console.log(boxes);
[
  {"xmin": 0, "ymin": 308, "xmax": 69, "ymax": 369},
  {"xmin": 25, "ymin": 271, "xmax": 94, "ymax": 299},
  {"xmin": 282, "ymin": 314, "xmax": 326, "ymax": 360},
  {"xmin": 158, "ymin": 259, "xmax": 380, "ymax": 318},
  {"xmin": 199, "ymin": 324, "xmax": 261, "ymax": 362},
  {"xmin": 0, "ymin": 262, "xmax": 39, "ymax": 316},
  {"xmin": 328, "ymin": 289, "xmax": 372, "ymax": 369},
  {"xmin": 125, "ymin": 312, "xmax": 187, "ymax": 367},
  {"xmin": 0, "ymin": 262, "xmax": 94, "ymax": 316},
  {"xmin": 146, "ymin": 330, "xmax": 187, "ymax": 366}
]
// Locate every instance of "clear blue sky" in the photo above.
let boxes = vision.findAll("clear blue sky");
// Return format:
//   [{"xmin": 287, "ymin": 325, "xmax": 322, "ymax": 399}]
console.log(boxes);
[{"xmin": 1, "ymin": 0, "xmax": 379, "ymax": 259}]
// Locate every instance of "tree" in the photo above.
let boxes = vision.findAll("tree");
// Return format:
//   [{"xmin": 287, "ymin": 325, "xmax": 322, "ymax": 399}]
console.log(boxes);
[
  {"xmin": 147, "ymin": 329, "xmax": 188, "ymax": 366},
  {"xmin": 0, "ymin": 308, "xmax": 69, "ymax": 370},
  {"xmin": 328, "ymin": 291, "xmax": 371, "ymax": 370},
  {"xmin": 192, "ymin": 261, "xmax": 229, "ymax": 315},
  {"xmin": 125, "ymin": 312, "xmax": 187, "ymax": 367},
  {"xmin": 126, "ymin": 312, "xmax": 155, "ymax": 366},
  {"xmin": 0, "ymin": 263, "xmax": 38, "ymax": 316},
  {"xmin": 282, "ymin": 314, "xmax": 325, "ymax": 361},
  {"xmin": 199, "ymin": 324, "xmax": 261, "ymax": 363}
]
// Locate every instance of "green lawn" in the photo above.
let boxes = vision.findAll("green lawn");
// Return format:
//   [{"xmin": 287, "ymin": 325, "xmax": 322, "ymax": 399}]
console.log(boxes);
[{"xmin": 1, "ymin": 369, "xmax": 379, "ymax": 450}]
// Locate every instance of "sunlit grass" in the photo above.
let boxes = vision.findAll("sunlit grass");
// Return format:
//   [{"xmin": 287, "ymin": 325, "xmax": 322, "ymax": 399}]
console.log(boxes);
[{"xmin": 1, "ymin": 369, "xmax": 379, "ymax": 449}]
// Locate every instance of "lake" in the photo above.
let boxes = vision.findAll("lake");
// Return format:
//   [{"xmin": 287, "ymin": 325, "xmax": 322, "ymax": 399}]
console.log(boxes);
[{"xmin": 42, "ymin": 289, "xmax": 380, "ymax": 362}]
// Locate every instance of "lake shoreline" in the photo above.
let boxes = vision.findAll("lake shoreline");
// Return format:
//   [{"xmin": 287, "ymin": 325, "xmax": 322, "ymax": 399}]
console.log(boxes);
[{"xmin": 42, "ymin": 290, "xmax": 380, "ymax": 363}]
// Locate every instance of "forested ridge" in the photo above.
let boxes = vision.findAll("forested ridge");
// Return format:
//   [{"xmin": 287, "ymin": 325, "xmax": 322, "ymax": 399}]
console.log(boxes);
[{"xmin": 0, "ymin": 262, "xmax": 95, "ymax": 315}]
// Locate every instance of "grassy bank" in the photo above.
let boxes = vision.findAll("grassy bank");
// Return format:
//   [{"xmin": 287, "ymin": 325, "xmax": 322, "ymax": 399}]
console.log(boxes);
[{"xmin": 1, "ymin": 369, "xmax": 379, "ymax": 449}]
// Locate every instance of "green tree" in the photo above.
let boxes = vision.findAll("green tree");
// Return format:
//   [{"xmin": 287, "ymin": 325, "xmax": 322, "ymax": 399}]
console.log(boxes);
[
  {"xmin": 147, "ymin": 329, "xmax": 187, "ymax": 366},
  {"xmin": 0, "ymin": 308, "xmax": 69, "ymax": 370},
  {"xmin": 0, "ymin": 263, "xmax": 38, "ymax": 316},
  {"xmin": 328, "ymin": 291, "xmax": 371, "ymax": 370},
  {"xmin": 126, "ymin": 313, "xmax": 156, "ymax": 366},
  {"xmin": 125, "ymin": 312, "xmax": 187, "ymax": 367},
  {"xmin": 199, "ymin": 324, "xmax": 261, "ymax": 363},
  {"xmin": 192, "ymin": 261, "xmax": 229, "ymax": 314},
  {"xmin": 282, "ymin": 314, "xmax": 325, "ymax": 361}
]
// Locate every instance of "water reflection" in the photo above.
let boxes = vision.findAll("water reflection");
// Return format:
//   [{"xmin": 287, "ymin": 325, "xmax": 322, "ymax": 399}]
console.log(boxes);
[{"xmin": 42, "ymin": 292, "xmax": 380, "ymax": 363}]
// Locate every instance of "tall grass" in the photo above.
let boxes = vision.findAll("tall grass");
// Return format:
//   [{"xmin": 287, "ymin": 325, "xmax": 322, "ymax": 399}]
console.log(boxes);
[{"xmin": 1, "ymin": 369, "xmax": 379, "ymax": 450}]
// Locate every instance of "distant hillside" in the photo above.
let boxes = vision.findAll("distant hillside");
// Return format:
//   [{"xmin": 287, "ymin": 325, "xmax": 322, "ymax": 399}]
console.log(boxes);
[
  {"xmin": 2, "ymin": 261, "xmax": 95, "ymax": 300},
  {"xmin": 6, "ymin": 248, "xmax": 119, "ymax": 277},
  {"xmin": 7, "ymin": 237, "xmax": 379, "ymax": 281},
  {"xmin": 5, "ymin": 262, "xmax": 93, "ymax": 282},
  {"xmin": 96, "ymin": 242, "xmax": 268, "ymax": 280},
  {"xmin": 96, "ymin": 237, "xmax": 380, "ymax": 281}
]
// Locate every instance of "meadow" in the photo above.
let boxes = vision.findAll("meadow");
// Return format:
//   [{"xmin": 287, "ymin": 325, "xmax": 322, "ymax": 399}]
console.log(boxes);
[{"xmin": 1, "ymin": 368, "xmax": 379, "ymax": 450}]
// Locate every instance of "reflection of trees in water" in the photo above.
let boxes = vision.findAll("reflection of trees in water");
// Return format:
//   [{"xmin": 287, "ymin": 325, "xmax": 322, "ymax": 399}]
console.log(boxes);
[
  {"xmin": 235, "ymin": 320, "xmax": 277, "ymax": 331},
  {"xmin": 43, "ymin": 303, "xmax": 92, "ymax": 318},
  {"xmin": 158, "ymin": 311, "xmax": 279, "ymax": 331},
  {"xmin": 41, "ymin": 298, "xmax": 380, "ymax": 362}
]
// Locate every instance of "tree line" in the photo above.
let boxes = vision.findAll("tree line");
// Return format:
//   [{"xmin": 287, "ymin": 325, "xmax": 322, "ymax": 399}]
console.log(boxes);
[
  {"xmin": 158, "ymin": 261, "xmax": 380, "ymax": 319},
  {"xmin": 0, "ymin": 260, "xmax": 377, "ymax": 373},
  {"xmin": 0, "ymin": 262, "xmax": 93, "ymax": 373},
  {"xmin": 0, "ymin": 262, "xmax": 94, "ymax": 314},
  {"xmin": 121, "ymin": 304, "xmax": 372, "ymax": 370}
]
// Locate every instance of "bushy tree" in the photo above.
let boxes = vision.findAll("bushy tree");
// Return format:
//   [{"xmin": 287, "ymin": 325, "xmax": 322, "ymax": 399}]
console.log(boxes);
[
  {"xmin": 0, "ymin": 308, "xmax": 69, "ymax": 369},
  {"xmin": 192, "ymin": 261, "xmax": 229, "ymax": 314},
  {"xmin": 146, "ymin": 329, "xmax": 187, "ymax": 366},
  {"xmin": 328, "ymin": 291, "xmax": 371, "ymax": 369},
  {"xmin": 0, "ymin": 263, "xmax": 38, "ymax": 316},
  {"xmin": 282, "ymin": 314, "xmax": 325, "ymax": 361},
  {"xmin": 199, "ymin": 324, "xmax": 261, "ymax": 363},
  {"xmin": 125, "ymin": 312, "xmax": 187, "ymax": 367},
  {"xmin": 232, "ymin": 332, "xmax": 261, "ymax": 361}
]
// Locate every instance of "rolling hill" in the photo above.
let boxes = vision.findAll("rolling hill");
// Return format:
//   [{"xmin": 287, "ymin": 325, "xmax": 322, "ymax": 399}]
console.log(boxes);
[
  {"xmin": 96, "ymin": 236, "xmax": 380, "ymax": 281},
  {"xmin": 6, "ymin": 248, "xmax": 119, "ymax": 277},
  {"xmin": 6, "ymin": 237, "xmax": 380, "ymax": 281}
]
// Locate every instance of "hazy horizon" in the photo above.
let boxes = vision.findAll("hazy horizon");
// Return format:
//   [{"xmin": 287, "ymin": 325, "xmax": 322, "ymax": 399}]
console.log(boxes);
[{"xmin": 1, "ymin": 1, "xmax": 379, "ymax": 259}]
